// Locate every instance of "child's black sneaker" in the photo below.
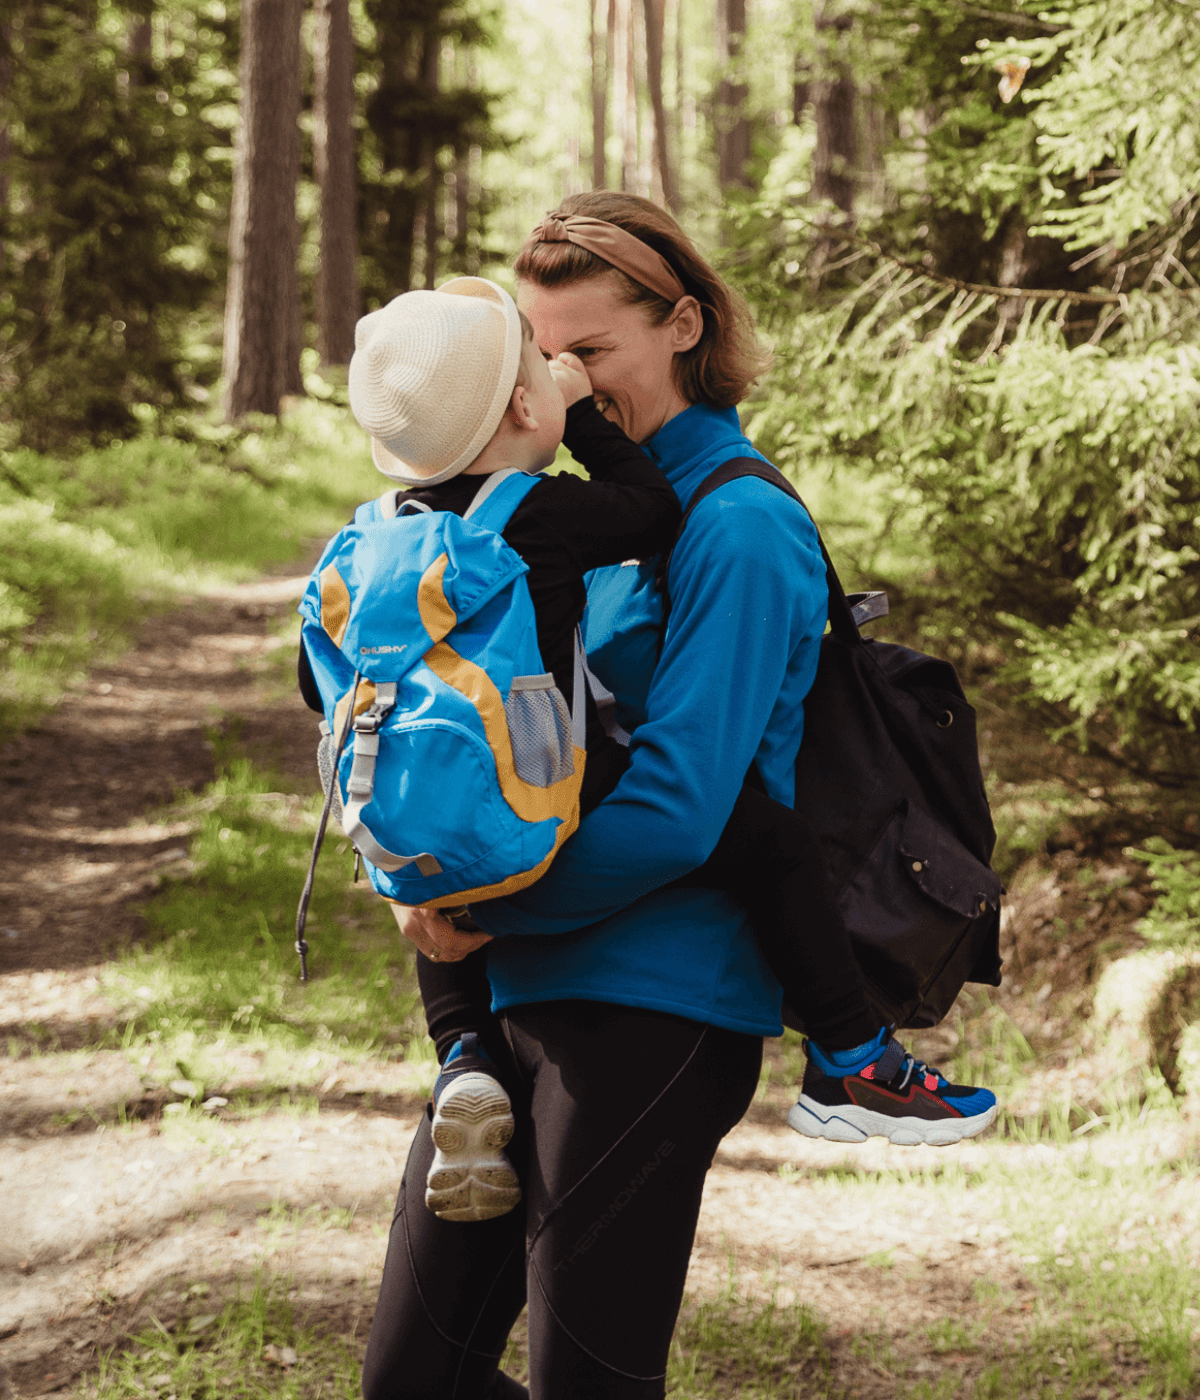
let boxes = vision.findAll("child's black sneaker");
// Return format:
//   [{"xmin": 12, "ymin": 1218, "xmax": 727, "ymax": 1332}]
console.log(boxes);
[
  {"xmin": 426, "ymin": 1032, "xmax": 521, "ymax": 1222},
  {"xmin": 788, "ymin": 1028, "xmax": 997, "ymax": 1146}
]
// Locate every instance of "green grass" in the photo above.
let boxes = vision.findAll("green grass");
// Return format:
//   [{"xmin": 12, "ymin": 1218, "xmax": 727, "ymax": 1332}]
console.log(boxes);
[
  {"xmin": 86, "ymin": 1277, "xmax": 361, "ymax": 1400},
  {"xmin": 105, "ymin": 758, "xmax": 431, "ymax": 1095},
  {"xmin": 0, "ymin": 395, "xmax": 380, "ymax": 737},
  {"xmin": 666, "ymin": 1288, "xmax": 836, "ymax": 1398},
  {"xmin": 83, "ymin": 1278, "xmax": 839, "ymax": 1400}
]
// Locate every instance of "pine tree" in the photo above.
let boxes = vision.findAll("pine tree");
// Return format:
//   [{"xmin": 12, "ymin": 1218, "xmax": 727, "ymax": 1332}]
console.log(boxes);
[
  {"xmin": 360, "ymin": 0, "xmax": 499, "ymax": 303},
  {"xmin": 0, "ymin": 1, "xmax": 232, "ymax": 447},
  {"xmin": 313, "ymin": 0, "xmax": 360, "ymax": 366},
  {"xmin": 222, "ymin": 0, "xmax": 303, "ymax": 419}
]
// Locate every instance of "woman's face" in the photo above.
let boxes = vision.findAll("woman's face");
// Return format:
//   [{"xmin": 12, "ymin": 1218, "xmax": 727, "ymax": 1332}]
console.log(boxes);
[{"xmin": 517, "ymin": 275, "xmax": 703, "ymax": 445}]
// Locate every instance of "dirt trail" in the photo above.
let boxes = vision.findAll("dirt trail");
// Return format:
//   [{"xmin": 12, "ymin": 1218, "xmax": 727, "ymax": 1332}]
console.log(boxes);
[{"xmin": 0, "ymin": 574, "xmax": 1125, "ymax": 1398}]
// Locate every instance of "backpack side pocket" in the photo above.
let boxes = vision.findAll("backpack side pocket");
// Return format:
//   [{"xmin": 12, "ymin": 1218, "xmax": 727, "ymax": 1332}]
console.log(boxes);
[{"xmin": 505, "ymin": 674, "xmax": 576, "ymax": 787}]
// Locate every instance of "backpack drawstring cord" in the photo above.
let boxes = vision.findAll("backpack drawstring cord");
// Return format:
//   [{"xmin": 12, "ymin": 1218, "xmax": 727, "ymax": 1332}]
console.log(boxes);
[{"xmin": 295, "ymin": 673, "xmax": 361, "ymax": 981}]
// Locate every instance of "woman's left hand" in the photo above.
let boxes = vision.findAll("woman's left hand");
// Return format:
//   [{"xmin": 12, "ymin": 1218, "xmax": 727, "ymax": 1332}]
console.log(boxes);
[{"xmin": 387, "ymin": 901, "xmax": 492, "ymax": 962}]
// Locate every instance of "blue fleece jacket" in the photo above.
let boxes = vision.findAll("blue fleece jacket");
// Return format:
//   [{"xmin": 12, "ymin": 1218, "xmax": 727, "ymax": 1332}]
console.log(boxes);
[{"xmin": 475, "ymin": 403, "xmax": 828, "ymax": 1036}]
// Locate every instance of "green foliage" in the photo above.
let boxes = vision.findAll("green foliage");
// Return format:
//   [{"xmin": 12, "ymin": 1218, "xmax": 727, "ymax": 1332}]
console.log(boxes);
[
  {"xmin": 0, "ymin": 0, "xmax": 236, "ymax": 447},
  {"xmin": 667, "ymin": 1288, "xmax": 834, "ymax": 1398},
  {"xmin": 0, "ymin": 499, "xmax": 144, "ymax": 728},
  {"xmin": 117, "ymin": 757, "xmax": 425, "ymax": 1069},
  {"xmin": 741, "ymin": 241, "xmax": 1200, "ymax": 785},
  {"xmin": 984, "ymin": 0, "xmax": 1200, "ymax": 249},
  {"xmin": 357, "ymin": 0, "xmax": 504, "ymax": 302},
  {"xmin": 1129, "ymin": 838, "xmax": 1200, "ymax": 949},
  {"xmin": 0, "ymin": 400, "xmax": 381, "ymax": 737},
  {"xmin": 90, "ymin": 1275, "xmax": 360, "ymax": 1400}
]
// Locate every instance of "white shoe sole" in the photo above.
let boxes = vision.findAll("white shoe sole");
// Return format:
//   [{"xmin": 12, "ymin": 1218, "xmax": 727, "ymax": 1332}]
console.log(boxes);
[
  {"xmin": 787, "ymin": 1095, "xmax": 998, "ymax": 1147},
  {"xmin": 426, "ymin": 1071, "xmax": 522, "ymax": 1222}
]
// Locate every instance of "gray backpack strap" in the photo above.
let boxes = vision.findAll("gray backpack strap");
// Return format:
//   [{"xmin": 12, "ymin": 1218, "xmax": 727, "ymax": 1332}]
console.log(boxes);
[
  {"xmin": 463, "ymin": 467, "xmax": 525, "ymax": 521},
  {"xmin": 571, "ymin": 630, "xmax": 588, "ymax": 751},
  {"xmin": 579, "ymin": 647, "xmax": 631, "ymax": 748},
  {"xmin": 339, "ymin": 681, "xmax": 442, "ymax": 876},
  {"xmin": 379, "ymin": 488, "xmax": 432, "ymax": 520}
]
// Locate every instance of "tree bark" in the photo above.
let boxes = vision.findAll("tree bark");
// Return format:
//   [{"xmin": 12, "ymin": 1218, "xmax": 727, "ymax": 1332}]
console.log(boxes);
[
  {"xmin": 715, "ymin": 0, "xmax": 749, "ymax": 190},
  {"xmin": 811, "ymin": 5, "xmax": 855, "ymax": 215},
  {"xmin": 223, "ymin": 0, "xmax": 304, "ymax": 419},
  {"xmin": 0, "ymin": 22, "xmax": 11, "ymax": 278},
  {"xmin": 421, "ymin": 29, "xmax": 440, "ymax": 288},
  {"xmin": 793, "ymin": 53, "xmax": 810, "ymax": 125},
  {"xmin": 641, "ymin": 0, "xmax": 676, "ymax": 207},
  {"xmin": 590, "ymin": 0, "xmax": 607, "ymax": 189},
  {"xmin": 313, "ymin": 0, "xmax": 360, "ymax": 366},
  {"xmin": 614, "ymin": 0, "xmax": 637, "ymax": 193}
]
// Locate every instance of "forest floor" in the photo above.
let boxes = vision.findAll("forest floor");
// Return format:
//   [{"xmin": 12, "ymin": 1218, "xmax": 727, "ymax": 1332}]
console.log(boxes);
[{"xmin": 2, "ymin": 566, "xmax": 1199, "ymax": 1400}]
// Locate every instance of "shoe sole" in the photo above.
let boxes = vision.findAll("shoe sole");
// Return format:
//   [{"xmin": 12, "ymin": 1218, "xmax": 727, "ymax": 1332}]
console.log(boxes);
[
  {"xmin": 787, "ymin": 1096, "xmax": 998, "ymax": 1147},
  {"xmin": 426, "ymin": 1071, "xmax": 522, "ymax": 1223}
]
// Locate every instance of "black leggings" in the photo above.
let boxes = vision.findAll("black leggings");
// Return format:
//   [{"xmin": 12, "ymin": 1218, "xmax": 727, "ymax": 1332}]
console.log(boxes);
[
  {"xmin": 419, "ymin": 746, "xmax": 878, "ymax": 1063},
  {"xmin": 361, "ymin": 1001, "xmax": 762, "ymax": 1400}
]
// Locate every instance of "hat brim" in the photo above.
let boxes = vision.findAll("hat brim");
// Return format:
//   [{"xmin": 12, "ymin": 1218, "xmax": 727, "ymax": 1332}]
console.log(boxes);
[{"xmin": 369, "ymin": 278, "xmax": 524, "ymax": 487}]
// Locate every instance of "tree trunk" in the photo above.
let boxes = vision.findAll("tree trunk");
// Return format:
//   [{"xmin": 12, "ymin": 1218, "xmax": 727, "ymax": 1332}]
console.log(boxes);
[
  {"xmin": 793, "ymin": 53, "xmax": 810, "ymax": 125},
  {"xmin": 129, "ymin": 11, "xmax": 152, "ymax": 82},
  {"xmin": 0, "ymin": 22, "xmax": 10, "ymax": 278},
  {"xmin": 422, "ymin": 28, "xmax": 439, "ymax": 288},
  {"xmin": 715, "ymin": 0, "xmax": 749, "ymax": 190},
  {"xmin": 672, "ymin": 0, "xmax": 683, "ymax": 194},
  {"xmin": 223, "ymin": 0, "xmax": 304, "ymax": 419},
  {"xmin": 590, "ymin": 0, "xmax": 607, "ymax": 189},
  {"xmin": 313, "ymin": 0, "xmax": 360, "ymax": 366},
  {"xmin": 811, "ymin": 4, "xmax": 855, "ymax": 215},
  {"xmin": 613, "ymin": 0, "xmax": 637, "ymax": 193},
  {"xmin": 642, "ymin": 0, "xmax": 676, "ymax": 208}
]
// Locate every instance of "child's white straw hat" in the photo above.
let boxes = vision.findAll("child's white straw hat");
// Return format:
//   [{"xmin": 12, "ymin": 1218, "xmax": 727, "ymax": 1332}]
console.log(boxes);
[{"xmin": 348, "ymin": 277, "xmax": 524, "ymax": 486}]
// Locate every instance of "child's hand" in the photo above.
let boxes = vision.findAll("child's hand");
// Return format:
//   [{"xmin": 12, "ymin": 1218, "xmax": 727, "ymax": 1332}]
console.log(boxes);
[{"xmin": 548, "ymin": 352, "xmax": 593, "ymax": 406}]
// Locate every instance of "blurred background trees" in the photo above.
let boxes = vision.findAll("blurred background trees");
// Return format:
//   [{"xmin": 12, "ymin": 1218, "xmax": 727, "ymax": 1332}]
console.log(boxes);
[{"xmin": 0, "ymin": 0, "xmax": 1197, "ymax": 816}]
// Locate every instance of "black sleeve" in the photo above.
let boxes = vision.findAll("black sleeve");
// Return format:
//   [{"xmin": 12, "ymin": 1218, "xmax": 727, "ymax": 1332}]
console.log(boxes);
[{"xmin": 530, "ymin": 398, "xmax": 681, "ymax": 571}]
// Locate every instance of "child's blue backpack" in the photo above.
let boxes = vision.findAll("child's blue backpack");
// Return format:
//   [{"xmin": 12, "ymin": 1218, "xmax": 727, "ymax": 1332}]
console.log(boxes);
[{"xmin": 294, "ymin": 469, "xmax": 586, "ymax": 972}]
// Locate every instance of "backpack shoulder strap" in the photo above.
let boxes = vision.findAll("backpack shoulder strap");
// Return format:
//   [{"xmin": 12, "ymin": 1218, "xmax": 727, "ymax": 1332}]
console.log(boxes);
[
  {"xmin": 463, "ymin": 468, "xmax": 542, "ymax": 534},
  {"xmin": 660, "ymin": 457, "xmax": 879, "ymax": 644},
  {"xmin": 370, "ymin": 471, "xmax": 542, "ymax": 530}
]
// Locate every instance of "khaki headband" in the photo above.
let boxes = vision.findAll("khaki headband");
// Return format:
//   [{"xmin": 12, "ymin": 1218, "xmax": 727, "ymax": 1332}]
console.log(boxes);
[{"xmin": 529, "ymin": 214, "xmax": 687, "ymax": 305}]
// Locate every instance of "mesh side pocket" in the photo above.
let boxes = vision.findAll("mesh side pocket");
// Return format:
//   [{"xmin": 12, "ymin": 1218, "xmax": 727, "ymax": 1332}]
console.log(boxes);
[
  {"xmin": 316, "ymin": 725, "xmax": 345, "ymax": 825},
  {"xmin": 505, "ymin": 674, "xmax": 575, "ymax": 787}
]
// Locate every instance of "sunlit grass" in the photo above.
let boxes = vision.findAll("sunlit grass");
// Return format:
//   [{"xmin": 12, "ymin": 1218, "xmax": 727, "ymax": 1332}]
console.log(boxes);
[
  {"xmin": 0, "ymin": 397, "xmax": 378, "ymax": 738},
  {"xmin": 103, "ymin": 758, "xmax": 428, "ymax": 1094},
  {"xmin": 85, "ymin": 1276, "xmax": 361, "ymax": 1400}
]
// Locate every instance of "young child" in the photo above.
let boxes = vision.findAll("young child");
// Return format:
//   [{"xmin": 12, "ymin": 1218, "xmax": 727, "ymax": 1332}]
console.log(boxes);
[{"xmin": 300, "ymin": 277, "xmax": 996, "ymax": 1222}]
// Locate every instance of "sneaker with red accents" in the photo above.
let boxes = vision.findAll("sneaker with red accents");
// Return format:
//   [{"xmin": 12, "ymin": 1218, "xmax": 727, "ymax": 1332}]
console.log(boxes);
[{"xmin": 787, "ymin": 1029, "xmax": 998, "ymax": 1146}]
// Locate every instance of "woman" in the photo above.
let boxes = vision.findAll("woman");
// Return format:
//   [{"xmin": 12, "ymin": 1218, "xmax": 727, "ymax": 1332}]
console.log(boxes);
[{"xmin": 361, "ymin": 191, "xmax": 829, "ymax": 1400}]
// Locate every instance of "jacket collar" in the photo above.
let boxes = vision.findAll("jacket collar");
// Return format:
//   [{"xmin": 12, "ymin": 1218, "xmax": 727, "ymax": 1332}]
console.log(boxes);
[{"xmin": 645, "ymin": 402, "xmax": 769, "ymax": 511}]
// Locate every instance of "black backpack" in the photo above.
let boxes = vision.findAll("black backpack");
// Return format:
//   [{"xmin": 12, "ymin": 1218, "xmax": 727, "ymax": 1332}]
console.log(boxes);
[{"xmin": 663, "ymin": 459, "xmax": 1003, "ymax": 1031}]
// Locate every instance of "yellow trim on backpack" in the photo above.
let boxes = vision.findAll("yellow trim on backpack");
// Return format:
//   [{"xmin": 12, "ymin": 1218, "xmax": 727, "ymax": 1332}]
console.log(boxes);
[
  {"xmin": 424, "ymin": 638, "xmax": 585, "ymax": 826},
  {"xmin": 416, "ymin": 553, "xmax": 457, "ymax": 644},
  {"xmin": 321, "ymin": 564, "xmax": 352, "ymax": 648},
  {"xmin": 380, "ymin": 799, "xmax": 582, "ymax": 909},
  {"xmin": 422, "ymin": 805, "xmax": 581, "ymax": 906}
]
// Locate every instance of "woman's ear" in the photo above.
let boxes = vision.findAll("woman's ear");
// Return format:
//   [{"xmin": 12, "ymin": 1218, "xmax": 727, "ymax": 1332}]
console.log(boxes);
[
  {"xmin": 667, "ymin": 296, "xmax": 704, "ymax": 353},
  {"xmin": 508, "ymin": 384, "xmax": 539, "ymax": 433}
]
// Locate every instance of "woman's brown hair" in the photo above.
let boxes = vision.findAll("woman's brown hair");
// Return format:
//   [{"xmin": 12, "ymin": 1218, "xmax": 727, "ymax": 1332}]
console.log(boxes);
[{"xmin": 512, "ymin": 191, "xmax": 770, "ymax": 409}]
